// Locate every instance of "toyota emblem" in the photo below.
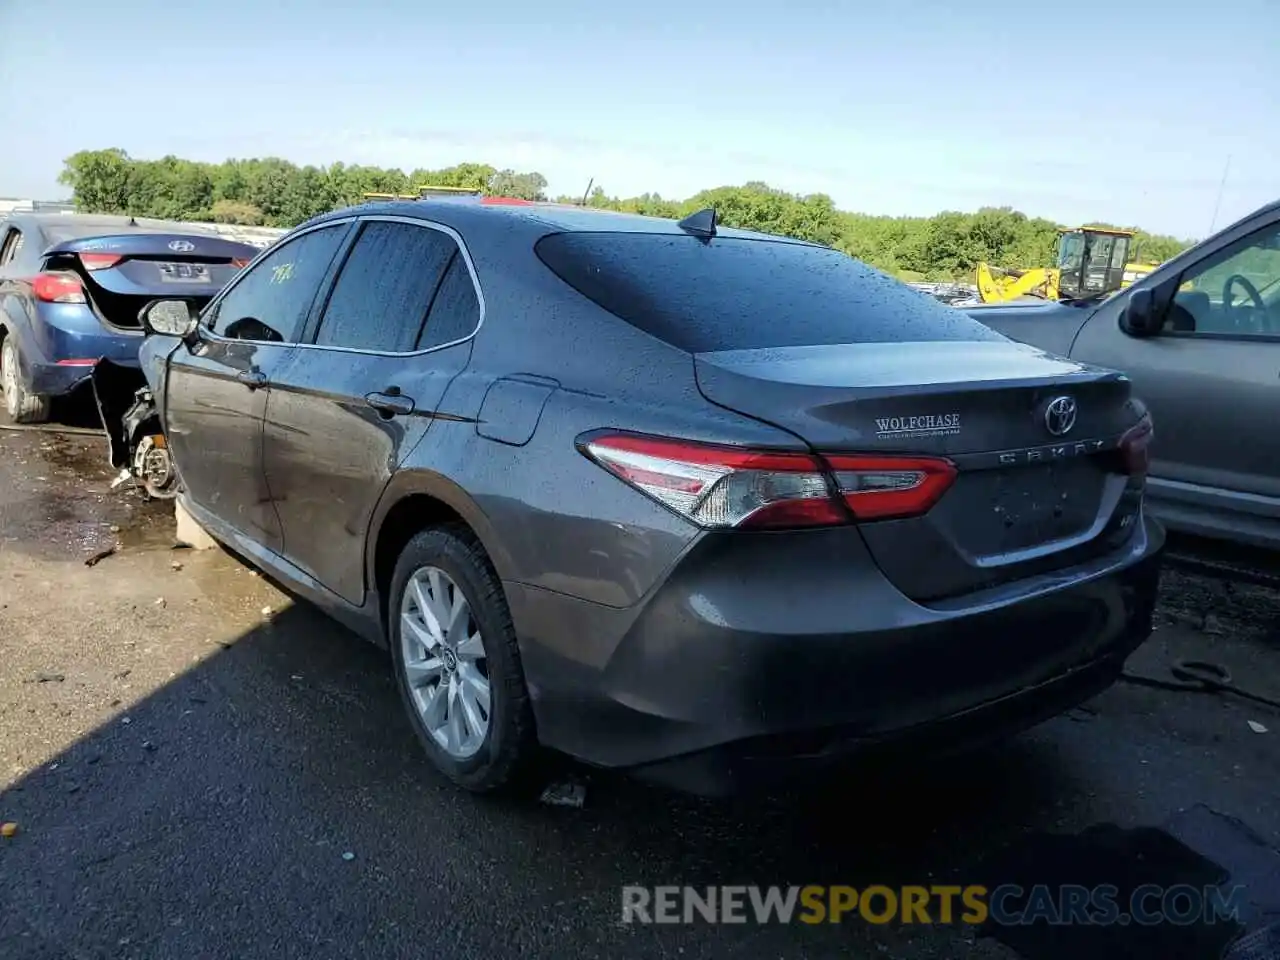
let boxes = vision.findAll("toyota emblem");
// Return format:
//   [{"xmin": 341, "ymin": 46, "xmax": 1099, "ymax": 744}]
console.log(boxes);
[
  {"xmin": 1044, "ymin": 396, "xmax": 1078, "ymax": 436},
  {"xmin": 168, "ymin": 239, "xmax": 195, "ymax": 252}
]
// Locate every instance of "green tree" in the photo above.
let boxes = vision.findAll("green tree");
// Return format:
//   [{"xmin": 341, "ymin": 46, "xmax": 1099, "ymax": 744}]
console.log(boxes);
[
  {"xmin": 57, "ymin": 147, "xmax": 1195, "ymax": 278},
  {"xmin": 487, "ymin": 169, "xmax": 548, "ymax": 201}
]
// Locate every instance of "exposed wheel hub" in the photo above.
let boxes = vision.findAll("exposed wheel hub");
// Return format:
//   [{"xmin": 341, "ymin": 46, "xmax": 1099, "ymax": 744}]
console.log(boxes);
[{"xmin": 133, "ymin": 436, "xmax": 177, "ymax": 499}]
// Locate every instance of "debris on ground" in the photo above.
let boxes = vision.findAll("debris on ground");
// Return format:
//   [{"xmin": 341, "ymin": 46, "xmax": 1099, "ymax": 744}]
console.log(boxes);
[
  {"xmin": 342, "ymin": 851, "xmax": 355, "ymax": 861},
  {"xmin": 1, "ymin": 822, "xmax": 17, "ymax": 838},
  {"xmin": 26, "ymin": 672, "xmax": 65, "ymax": 684},
  {"xmin": 84, "ymin": 545, "xmax": 118, "ymax": 567},
  {"xmin": 539, "ymin": 780, "xmax": 587, "ymax": 809},
  {"xmin": 1248, "ymin": 720, "xmax": 1269, "ymax": 734},
  {"xmin": 171, "ymin": 560, "xmax": 184, "ymax": 571}
]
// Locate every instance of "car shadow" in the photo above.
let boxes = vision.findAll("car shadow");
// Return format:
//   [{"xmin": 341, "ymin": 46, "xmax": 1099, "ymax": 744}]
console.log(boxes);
[{"xmin": 0, "ymin": 598, "xmax": 1095, "ymax": 959}]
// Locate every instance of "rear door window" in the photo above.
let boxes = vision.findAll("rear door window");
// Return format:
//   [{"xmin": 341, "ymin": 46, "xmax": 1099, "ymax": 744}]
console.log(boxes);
[
  {"xmin": 416, "ymin": 254, "xmax": 481, "ymax": 350},
  {"xmin": 314, "ymin": 220, "xmax": 458, "ymax": 353},
  {"xmin": 206, "ymin": 224, "xmax": 348, "ymax": 342},
  {"xmin": 534, "ymin": 232, "xmax": 1005, "ymax": 353},
  {"xmin": 0, "ymin": 228, "xmax": 23, "ymax": 267}
]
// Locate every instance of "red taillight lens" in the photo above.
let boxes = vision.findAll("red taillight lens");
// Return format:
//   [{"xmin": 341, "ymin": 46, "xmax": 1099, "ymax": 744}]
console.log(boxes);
[
  {"xmin": 33, "ymin": 272, "xmax": 86, "ymax": 304},
  {"xmin": 823, "ymin": 455, "xmax": 958, "ymax": 521},
  {"xmin": 580, "ymin": 433, "xmax": 957, "ymax": 530},
  {"xmin": 1119, "ymin": 414, "xmax": 1153, "ymax": 477},
  {"xmin": 231, "ymin": 258, "xmax": 251, "ymax": 268},
  {"xmin": 79, "ymin": 253, "xmax": 122, "ymax": 271}
]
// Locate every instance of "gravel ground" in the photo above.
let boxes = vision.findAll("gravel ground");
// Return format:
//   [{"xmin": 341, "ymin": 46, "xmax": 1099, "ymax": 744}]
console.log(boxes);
[{"xmin": 1, "ymin": 425, "xmax": 1278, "ymax": 960}]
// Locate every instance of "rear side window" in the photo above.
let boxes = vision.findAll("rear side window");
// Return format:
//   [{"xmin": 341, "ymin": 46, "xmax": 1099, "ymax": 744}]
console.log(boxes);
[
  {"xmin": 535, "ymin": 232, "xmax": 1006, "ymax": 352},
  {"xmin": 416, "ymin": 255, "xmax": 481, "ymax": 350},
  {"xmin": 315, "ymin": 221, "xmax": 461, "ymax": 353}
]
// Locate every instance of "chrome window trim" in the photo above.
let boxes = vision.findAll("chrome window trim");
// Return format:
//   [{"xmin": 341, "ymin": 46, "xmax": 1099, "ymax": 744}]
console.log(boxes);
[{"xmin": 198, "ymin": 214, "xmax": 486, "ymax": 357}]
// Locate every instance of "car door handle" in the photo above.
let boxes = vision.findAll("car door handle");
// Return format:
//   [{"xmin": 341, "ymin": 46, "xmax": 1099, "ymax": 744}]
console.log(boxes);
[
  {"xmin": 364, "ymin": 391, "xmax": 415, "ymax": 417},
  {"xmin": 236, "ymin": 369, "xmax": 267, "ymax": 389}
]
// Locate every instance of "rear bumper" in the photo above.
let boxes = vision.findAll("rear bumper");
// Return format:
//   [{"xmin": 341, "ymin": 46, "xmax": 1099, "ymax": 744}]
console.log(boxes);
[
  {"xmin": 23, "ymin": 305, "xmax": 143, "ymax": 397},
  {"xmin": 511, "ymin": 513, "xmax": 1164, "ymax": 797}
]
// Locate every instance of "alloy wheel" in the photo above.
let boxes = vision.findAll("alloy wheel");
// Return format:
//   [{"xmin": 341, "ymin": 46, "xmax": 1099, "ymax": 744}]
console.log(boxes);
[{"xmin": 398, "ymin": 565, "xmax": 491, "ymax": 759}]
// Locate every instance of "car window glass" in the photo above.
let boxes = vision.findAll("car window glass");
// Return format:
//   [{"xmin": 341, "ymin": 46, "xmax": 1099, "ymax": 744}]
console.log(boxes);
[
  {"xmin": 0, "ymin": 229, "xmax": 21, "ymax": 266},
  {"xmin": 315, "ymin": 221, "xmax": 456, "ymax": 352},
  {"xmin": 417, "ymin": 254, "xmax": 481, "ymax": 350},
  {"xmin": 535, "ymin": 232, "xmax": 1005, "ymax": 352},
  {"xmin": 1171, "ymin": 223, "xmax": 1280, "ymax": 337},
  {"xmin": 206, "ymin": 225, "xmax": 346, "ymax": 342}
]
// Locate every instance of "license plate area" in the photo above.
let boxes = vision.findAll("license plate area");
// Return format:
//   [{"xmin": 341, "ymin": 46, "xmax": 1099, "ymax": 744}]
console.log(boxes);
[
  {"xmin": 983, "ymin": 461, "xmax": 1103, "ymax": 552},
  {"xmin": 157, "ymin": 262, "xmax": 211, "ymax": 283}
]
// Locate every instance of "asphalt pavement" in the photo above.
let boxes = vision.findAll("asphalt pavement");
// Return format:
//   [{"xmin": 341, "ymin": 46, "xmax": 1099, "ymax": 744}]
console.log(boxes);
[{"xmin": 1, "ymin": 424, "xmax": 1278, "ymax": 960}]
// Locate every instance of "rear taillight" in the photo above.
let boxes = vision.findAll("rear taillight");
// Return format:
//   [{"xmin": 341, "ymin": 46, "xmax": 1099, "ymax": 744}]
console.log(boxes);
[
  {"xmin": 824, "ymin": 455, "xmax": 958, "ymax": 521},
  {"xmin": 79, "ymin": 253, "xmax": 123, "ymax": 270},
  {"xmin": 33, "ymin": 272, "xmax": 87, "ymax": 304},
  {"xmin": 231, "ymin": 258, "xmax": 251, "ymax": 268},
  {"xmin": 1119, "ymin": 413, "xmax": 1153, "ymax": 477},
  {"xmin": 580, "ymin": 433, "xmax": 956, "ymax": 530}
]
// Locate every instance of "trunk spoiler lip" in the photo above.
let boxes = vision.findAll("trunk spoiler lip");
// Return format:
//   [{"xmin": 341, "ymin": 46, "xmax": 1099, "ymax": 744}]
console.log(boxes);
[
  {"xmin": 692, "ymin": 340, "xmax": 1126, "ymax": 397},
  {"xmin": 43, "ymin": 233, "xmax": 261, "ymax": 261}
]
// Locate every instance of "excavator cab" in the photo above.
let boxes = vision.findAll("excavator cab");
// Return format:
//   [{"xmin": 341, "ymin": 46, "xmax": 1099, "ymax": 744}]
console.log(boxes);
[{"xmin": 1055, "ymin": 227, "xmax": 1134, "ymax": 300}]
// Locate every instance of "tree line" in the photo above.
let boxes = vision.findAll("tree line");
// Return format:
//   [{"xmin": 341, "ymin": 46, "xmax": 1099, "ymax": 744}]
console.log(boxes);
[{"xmin": 57, "ymin": 148, "xmax": 1193, "ymax": 280}]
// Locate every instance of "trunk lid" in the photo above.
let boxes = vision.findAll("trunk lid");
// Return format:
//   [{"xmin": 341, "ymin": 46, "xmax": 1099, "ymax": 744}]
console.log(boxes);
[
  {"xmin": 43, "ymin": 233, "xmax": 258, "ymax": 329},
  {"xmin": 694, "ymin": 339, "xmax": 1146, "ymax": 601}
]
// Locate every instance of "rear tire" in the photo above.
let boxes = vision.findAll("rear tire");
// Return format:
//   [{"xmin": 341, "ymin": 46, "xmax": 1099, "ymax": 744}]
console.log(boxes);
[
  {"xmin": 1, "ymin": 335, "xmax": 51, "ymax": 424},
  {"xmin": 388, "ymin": 524, "xmax": 537, "ymax": 793}
]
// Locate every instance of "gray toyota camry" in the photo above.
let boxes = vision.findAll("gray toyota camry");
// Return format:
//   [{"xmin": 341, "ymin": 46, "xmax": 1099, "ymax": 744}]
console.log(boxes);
[{"xmin": 134, "ymin": 198, "xmax": 1163, "ymax": 797}]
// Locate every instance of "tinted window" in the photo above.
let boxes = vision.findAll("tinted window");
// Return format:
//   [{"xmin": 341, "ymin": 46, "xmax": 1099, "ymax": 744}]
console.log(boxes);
[
  {"xmin": 316, "ymin": 221, "xmax": 456, "ymax": 352},
  {"xmin": 208, "ymin": 225, "xmax": 346, "ymax": 342},
  {"xmin": 0, "ymin": 229, "xmax": 22, "ymax": 266},
  {"xmin": 417, "ymin": 254, "xmax": 481, "ymax": 350},
  {"xmin": 535, "ymin": 232, "xmax": 1004, "ymax": 352}
]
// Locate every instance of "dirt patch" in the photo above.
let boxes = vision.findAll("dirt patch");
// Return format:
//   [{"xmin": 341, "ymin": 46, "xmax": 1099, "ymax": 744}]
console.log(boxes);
[{"xmin": 0, "ymin": 428, "xmax": 171, "ymax": 562}]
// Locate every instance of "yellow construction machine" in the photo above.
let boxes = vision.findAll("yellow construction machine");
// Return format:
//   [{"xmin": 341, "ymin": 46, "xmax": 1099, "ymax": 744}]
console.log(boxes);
[
  {"xmin": 359, "ymin": 186, "xmax": 484, "ymax": 202},
  {"xmin": 976, "ymin": 227, "xmax": 1160, "ymax": 303}
]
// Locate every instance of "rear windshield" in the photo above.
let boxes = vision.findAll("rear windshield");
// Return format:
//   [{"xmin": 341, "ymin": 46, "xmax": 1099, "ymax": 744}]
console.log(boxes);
[{"xmin": 534, "ymin": 232, "xmax": 1005, "ymax": 352}]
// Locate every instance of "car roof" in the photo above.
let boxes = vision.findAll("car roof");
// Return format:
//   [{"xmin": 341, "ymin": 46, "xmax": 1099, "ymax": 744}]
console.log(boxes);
[{"xmin": 301, "ymin": 199, "xmax": 817, "ymax": 245}]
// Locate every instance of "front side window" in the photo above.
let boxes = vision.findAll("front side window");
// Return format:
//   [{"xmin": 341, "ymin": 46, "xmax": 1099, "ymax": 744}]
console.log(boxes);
[
  {"xmin": 314, "ymin": 220, "xmax": 458, "ymax": 353},
  {"xmin": 1170, "ymin": 223, "xmax": 1280, "ymax": 336},
  {"xmin": 206, "ymin": 224, "xmax": 347, "ymax": 343},
  {"xmin": 1057, "ymin": 233, "xmax": 1085, "ymax": 271}
]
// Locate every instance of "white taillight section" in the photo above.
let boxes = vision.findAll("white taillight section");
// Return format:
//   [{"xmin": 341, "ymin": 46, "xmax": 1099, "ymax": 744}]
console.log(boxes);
[
  {"xmin": 580, "ymin": 434, "xmax": 845, "ymax": 529},
  {"xmin": 825, "ymin": 455, "xmax": 958, "ymax": 521},
  {"xmin": 32, "ymin": 272, "xmax": 87, "ymax": 304},
  {"xmin": 580, "ymin": 434, "xmax": 959, "ymax": 529},
  {"xmin": 1119, "ymin": 413, "xmax": 1154, "ymax": 478}
]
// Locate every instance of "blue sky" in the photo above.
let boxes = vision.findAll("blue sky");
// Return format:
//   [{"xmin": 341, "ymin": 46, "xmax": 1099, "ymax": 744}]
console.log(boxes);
[{"xmin": 1, "ymin": 0, "xmax": 1276, "ymax": 239}]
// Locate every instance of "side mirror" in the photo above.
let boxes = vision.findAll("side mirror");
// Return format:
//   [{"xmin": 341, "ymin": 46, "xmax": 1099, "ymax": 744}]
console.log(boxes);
[
  {"xmin": 1119, "ymin": 288, "xmax": 1163, "ymax": 337},
  {"xmin": 139, "ymin": 299, "xmax": 199, "ymax": 341}
]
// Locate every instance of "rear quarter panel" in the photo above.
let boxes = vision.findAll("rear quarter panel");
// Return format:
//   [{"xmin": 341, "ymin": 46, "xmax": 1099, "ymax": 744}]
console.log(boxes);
[{"xmin": 390, "ymin": 224, "xmax": 812, "ymax": 611}]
